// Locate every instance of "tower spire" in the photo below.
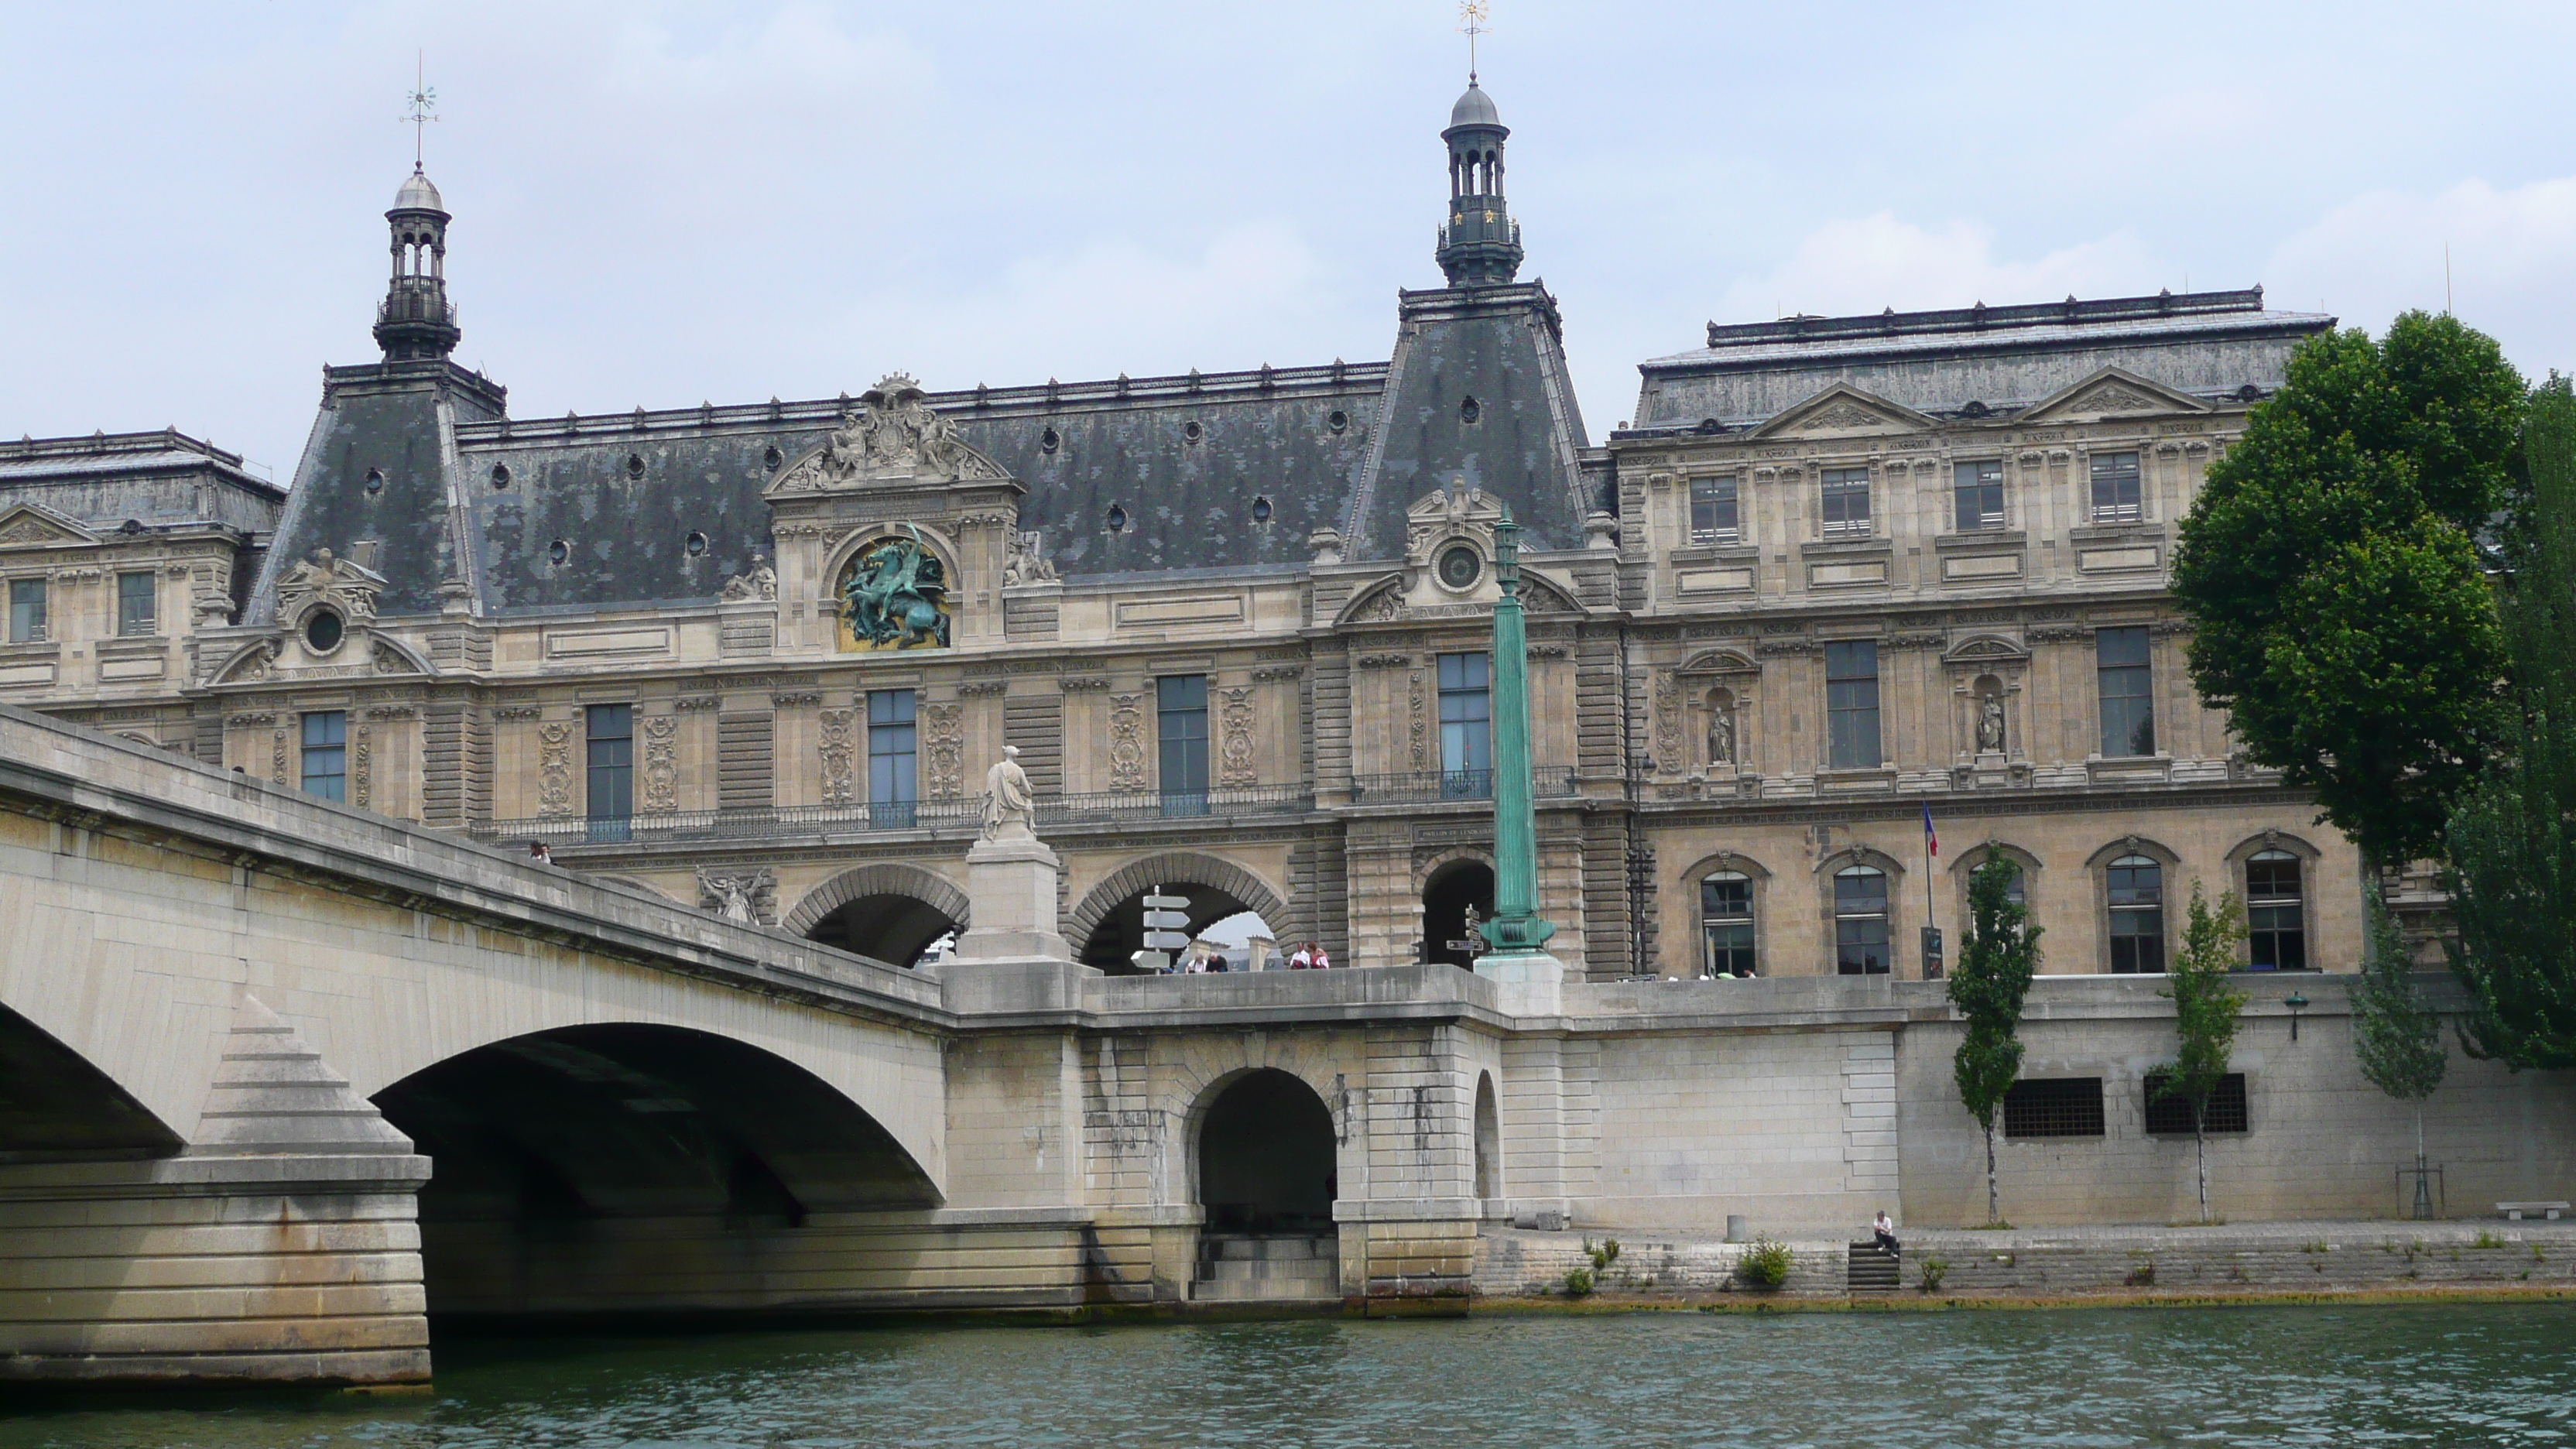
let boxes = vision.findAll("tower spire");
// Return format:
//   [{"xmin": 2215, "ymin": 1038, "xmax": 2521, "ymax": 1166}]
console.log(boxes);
[
  {"xmin": 1460, "ymin": 1, "xmax": 1486, "ymax": 84},
  {"xmin": 1434, "ymin": 61, "xmax": 1522, "ymax": 287},
  {"xmin": 375, "ymin": 71, "xmax": 458, "ymax": 362},
  {"xmin": 402, "ymin": 55, "xmax": 437, "ymax": 174}
]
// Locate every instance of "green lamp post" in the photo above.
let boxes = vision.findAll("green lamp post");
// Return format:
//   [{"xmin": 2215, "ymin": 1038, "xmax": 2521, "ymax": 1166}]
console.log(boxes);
[{"xmin": 1477, "ymin": 508, "xmax": 1557, "ymax": 957}]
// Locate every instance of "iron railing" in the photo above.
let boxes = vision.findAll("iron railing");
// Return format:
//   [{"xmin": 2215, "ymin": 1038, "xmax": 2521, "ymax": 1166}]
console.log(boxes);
[
  {"xmin": 474, "ymin": 783, "xmax": 1316, "ymax": 848},
  {"xmin": 1346, "ymin": 768, "xmax": 1578, "ymax": 805}
]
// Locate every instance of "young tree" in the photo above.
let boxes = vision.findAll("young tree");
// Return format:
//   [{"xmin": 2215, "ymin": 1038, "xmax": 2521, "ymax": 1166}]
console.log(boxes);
[
  {"xmin": 2450, "ymin": 377, "xmax": 2576, "ymax": 1068},
  {"xmin": 2352, "ymin": 880, "xmax": 2448, "ymax": 1214},
  {"xmin": 2172, "ymin": 312, "xmax": 2524, "ymax": 865},
  {"xmin": 1948, "ymin": 855, "xmax": 2043, "ymax": 1226},
  {"xmin": 2155, "ymin": 883, "xmax": 2249, "ymax": 1224}
]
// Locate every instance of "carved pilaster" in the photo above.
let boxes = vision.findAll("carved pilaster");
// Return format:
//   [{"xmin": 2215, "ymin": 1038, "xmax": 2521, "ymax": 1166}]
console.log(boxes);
[
  {"xmin": 537, "ymin": 721, "xmax": 575, "ymax": 816},
  {"xmin": 642, "ymin": 715, "xmax": 679, "ymax": 814},
  {"xmin": 817, "ymin": 707, "xmax": 856, "ymax": 805},
  {"xmin": 1108, "ymin": 694, "xmax": 1147, "ymax": 790},
  {"xmin": 1219, "ymin": 686, "xmax": 1257, "ymax": 788},
  {"xmin": 923, "ymin": 703, "xmax": 964, "ymax": 798}
]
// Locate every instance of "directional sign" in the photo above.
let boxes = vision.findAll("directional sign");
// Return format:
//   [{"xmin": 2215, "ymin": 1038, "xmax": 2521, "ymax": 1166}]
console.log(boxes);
[
  {"xmin": 1141, "ymin": 893, "xmax": 1190, "ymax": 909},
  {"xmin": 1142, "ymin": 930, "xmax": 1194, "ymax": 951},
  {"xmin": 1142, "ymin": 909, "xmax": 1190, "ymax": 930}
]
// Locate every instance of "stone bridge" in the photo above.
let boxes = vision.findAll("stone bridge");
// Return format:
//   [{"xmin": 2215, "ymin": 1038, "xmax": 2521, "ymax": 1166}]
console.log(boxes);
[{"xmin": 3, "ymin": 706, "xmax": 2571, "ymax": 1386}]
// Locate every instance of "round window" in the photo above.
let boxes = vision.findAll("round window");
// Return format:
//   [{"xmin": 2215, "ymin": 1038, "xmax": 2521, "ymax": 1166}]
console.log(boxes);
[
  {"xmin": 303, "ymin": 608, "xmax": 344, "ymax": 654},
  {"xmin": 1437, "ymin": 543, "xmax": 1482, "ymax": 590}
]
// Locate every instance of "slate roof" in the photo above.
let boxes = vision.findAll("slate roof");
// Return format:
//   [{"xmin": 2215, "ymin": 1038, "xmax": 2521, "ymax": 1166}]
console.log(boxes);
[
  {"xmin": 1629, "ymin": 288, "xmax": 2334, "ymax": 434},
  {"xmin": 0, "ymin": 430, "xmax": 283, "ymax": 536}
]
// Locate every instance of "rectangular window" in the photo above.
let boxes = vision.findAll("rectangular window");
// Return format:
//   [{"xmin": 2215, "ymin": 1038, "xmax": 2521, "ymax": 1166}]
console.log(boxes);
[
  {"xmin": 867, "ymin": 689, "xmax": 917, "ymax": 828},
  {"xmin": 1824, "ymin": 639, "xmax": 1882, "ymax": 769},
  {"xmin": 1820, "ymin": 468, "xmax": 1872, "ymax": 538},
  {"xmin": 1437, "ymin": 651, "xmax": 1492, "ymax": 796},
  {"xmin": 2245, "ymin": 854, "xmax": 2307, "ymax": 971},
  {"xmin": 299, "ymin": 711, "xmax": 346, "ymax": 802},
  {"xmin": 2089, "ymin": 450, "xmax": 2143, "ymax": 522},
  {"xmin": 1834, "ymin": 867, "xmax": 1892, "ymax": 975},
  {"xmin": 2144, "ymin": 1071, "xmax": 2250, "ymax": 1136},
  {"xmin": 2107, "ymin": 856, "xmax": 2167, "ymax": 974},
  {"xmin": 7, "ymin": 578, "xmax": 45, "ymax": 643},
  {"xmin": 1688, "ymin": 477, "xmax": 1740, "ymax": 544},
  {"xmin": 585, "ymin": 704, "xmax": 633, "ymax": 827},
  {"xmin": 1953, "ymin": 460, "xmax": 2005, "ymax": 532},
  {"xmin": 1157, "ymin": 674, "xmax": 1209, "ymax": 814},
  {"xmin": 116, "ymin": 571, "xmax": 156, "ymax": 635},
  {"xmin": 2097, "ymin": 626, "xmax": 2156, "ymax": 757},
  {"xmin": 1700, "ymin": 873, "xmax": 1756, "ymax": 978},
  {"xmin": 2003, "ymin": 1078, "xmax": 2106, "ymax": 1139}
]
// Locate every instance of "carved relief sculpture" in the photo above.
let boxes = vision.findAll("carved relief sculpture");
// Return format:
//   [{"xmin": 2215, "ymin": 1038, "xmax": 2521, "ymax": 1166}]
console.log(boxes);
[
  {"xmin": 352, "ymin": 725, "xmax": 372, "ymax": 809},
  {"xmin": 642, "ymin": 714, "xmax": 680, "ymax": 813},
  {"xmin": 1653, "ymin": 670, "xmax": 1682, "ymax": 772},
  {"xmin": 775, "ymin": 373, "xmax": 1005, "ymax": 489},
  {"xmin": 1219, "ymin": 687, "xmax": 1257, "ymax": 787},
  {"xmin": 537, "ymin": 721, "xmax": 575, "ymax": 816},
  {"xmin": 923, "ymin": 703, "xmax": 964, "ymax": 798},
  {"xmin": 1001, "ymin": 530, "xmax": 1058, "ymax": 586},
  {"xmin": 817, "ymin": 708, "xmax": 856, "ymax": 805},
  {"xmin": 696, "ymin": 866, "xmax": 776, "ymax": 925},
  {"xmin": 1108, "ymin": 695, "xmax": 1148, "ymax": 789},
  {"xmin": 1409, "ymin": 670, "xmax": 1429, "ymax": 768},
  {"xmin": 274, "ymin": 548, "xmax": 386, "ymax": 626}
]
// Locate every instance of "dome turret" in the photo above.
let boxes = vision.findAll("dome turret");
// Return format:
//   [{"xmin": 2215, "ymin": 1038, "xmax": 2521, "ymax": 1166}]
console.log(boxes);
[
  {"xmin": 372, "ymin": 167, "xmax": 459, "ymax": 361},
  {"xmin": 1435, "ymin": 80, "xmax": 1522, "ymax": 287}
]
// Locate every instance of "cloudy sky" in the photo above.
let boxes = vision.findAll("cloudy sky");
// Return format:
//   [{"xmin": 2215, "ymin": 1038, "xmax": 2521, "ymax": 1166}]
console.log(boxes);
[{"xmin": 4, "ymin": 2, "xmax": 2571, "ymax": 481}]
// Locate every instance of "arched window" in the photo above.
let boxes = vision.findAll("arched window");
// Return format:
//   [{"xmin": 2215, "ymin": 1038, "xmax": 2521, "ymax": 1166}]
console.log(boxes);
[
  {"xmin": 2107, "ymin": 855, "xmax": 2165, "ymax": 974},
  {"xmin": 1700, "ymin": 872, "xmax": 1756, "ymax": 978},
  {"xmin": 1834, "ymin": 865, "xmax": 1890, "ymax": 975},
  {"xmin": 2246, "ymin": 851, "xmax": 2306, "ymax": 971}
]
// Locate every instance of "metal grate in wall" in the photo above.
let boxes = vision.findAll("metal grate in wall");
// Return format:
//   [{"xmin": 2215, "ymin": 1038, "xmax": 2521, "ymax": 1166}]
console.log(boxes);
[
  {"xmin": 2143, "ymin": 1071, "xmax": 2249, "ymax": 1136},
  {"xmin": 2002, "ymin": 1077, "xmax": 2105, "ymax": 1139}
]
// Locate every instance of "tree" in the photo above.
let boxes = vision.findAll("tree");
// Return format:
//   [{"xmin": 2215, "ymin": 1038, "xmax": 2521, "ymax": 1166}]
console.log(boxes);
[
  {"xmin": 1948, "ymin": 855, "xmax": 2042, "ymax": 1226},
  {"xmin": 2352, "ymin": 879, "xmax": 2447, "ymax": 1214},
  {"xmin": 2155, "ymin": 883, "xmax": 2249, "ymax": 1224},
  {"xmin": 2172, "ymin": 312, "xmax": 2524, "ymax": 865},
  {"xmin": 2450, "ymin": 377, "xmax": 2576, "ymax": 1068}
]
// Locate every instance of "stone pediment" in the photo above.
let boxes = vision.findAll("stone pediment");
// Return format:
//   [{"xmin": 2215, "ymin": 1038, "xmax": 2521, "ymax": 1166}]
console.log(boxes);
[
  {"xmin": 1749, "ymin": 385, "xmax": 1938, "ymax": 440},
  {"xmin": 274, "ymin": 549, "xmax": 387, "ymax": 627},
  {"xmin": 2017, "ymin": 366, "xmax": 2212, "ymax": 423},
  {"xmin": 771, "ymin": 372, "xmax": 1009, "ymax": 494},
  {"xmin": 1944, "ymin": 634, "xmax": 2030, "ymax": 666},
  {"xmin": 1677, "ymin": 648, "xmax": 1757, "ymax": 675},
  {"xmin": 1403, "ymin": 481, "xmax": 1507, "ymax": 565},
  {"xmin": 0, "ymin": 504, "xmax": 100, "ymax": 550}
]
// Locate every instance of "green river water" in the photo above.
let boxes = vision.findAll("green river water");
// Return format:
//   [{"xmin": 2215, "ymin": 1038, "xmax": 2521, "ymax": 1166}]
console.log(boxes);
[{"xmin": 5, "ymin": 1303, "xmax": 2573, "ymax": 1447}]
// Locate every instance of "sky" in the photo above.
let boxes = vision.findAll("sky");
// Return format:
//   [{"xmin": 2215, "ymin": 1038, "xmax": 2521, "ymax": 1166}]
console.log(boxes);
[{"xmin": 3, "ymin": 2, "xmax": 2572, "ymax": 484}]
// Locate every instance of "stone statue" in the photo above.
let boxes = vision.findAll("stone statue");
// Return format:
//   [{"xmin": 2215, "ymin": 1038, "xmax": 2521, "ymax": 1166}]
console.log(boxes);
[
  {"xmin": 709, "ymin": 876, "xmax": 755, "ymax": 923},
  {"xmin": 981, "ymin": 745, "xmax": 1036, "ymax": 840},
  {"xmin": 719, "ymin": 552, "xmax": 777, "ymax": 602},
  {"xmin": 1706, "ymin": 704, "xmax": 1735, "ymax": 766},
  {"xmin": 275, "ymin": 547, "xmax": 385, "ymax": 625},
  {"xmin": 1001, "ymin": 529, "xmax": 1057, "ymax": 587},
  {"xmin": 1976, "ymin": 692, "xmax": 2006, "ymax": 754},
  {"xmin": 782, "ymin": 373, "xmax": 1005, "ymax": 488},
  {"xmin": 841, "ymin": 526, "xmax": 951, "ymax": 649}
]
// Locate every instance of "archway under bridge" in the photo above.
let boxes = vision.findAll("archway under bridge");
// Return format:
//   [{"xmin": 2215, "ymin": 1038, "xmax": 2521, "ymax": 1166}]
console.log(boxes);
[
  {"xmin": 786, "ymin": 863, "xmax": 970, "ymax": 968},
  {"xmin": 1070, "ymin": 853, "xmax": 1290, "ymax": 973},
  {"xmin": 1190, "ymin": 1067, "xmax": 1341, "ymax": 1302}
]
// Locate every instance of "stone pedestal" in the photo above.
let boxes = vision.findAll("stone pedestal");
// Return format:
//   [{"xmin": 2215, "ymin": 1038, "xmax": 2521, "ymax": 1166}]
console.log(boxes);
[
  {"xmin": 937, "ymin": 831, "xmax": 1098, "ymax": 1013},
  {"xmin": 1475, "ymin": 949, "xmax": 1574, "ymax": 1017},
  {"xmin": 952, "ymin": 833, "xmax": 1070, "ymax": 963}
]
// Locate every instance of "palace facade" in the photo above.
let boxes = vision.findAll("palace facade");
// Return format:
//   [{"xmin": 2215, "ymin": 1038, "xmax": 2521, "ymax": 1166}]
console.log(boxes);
[{"xmin": 0, "ymin": 82, "xmax": 2358, "ymax": 981}]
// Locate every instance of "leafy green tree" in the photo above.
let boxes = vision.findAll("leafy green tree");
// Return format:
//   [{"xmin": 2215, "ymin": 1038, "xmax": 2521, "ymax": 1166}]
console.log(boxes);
[
  {"xmin": 1948, "ymin": 855, "xmax": 2042, "ymax": 1226},
  {"xmin": 2450, "ymin": 377, "xmax": 2576, "ymax": 1068},
  {"xmin": 2352, "ymin": 879, "xmax": 2447, "ymax": 1210},
  {"xmin": 2155, "ymin": 884, "xmax": 2249, "ymax": 1223},
  {"xmin": 2172, "ymin": 312, "xmax": 2524, "ymax": 865}
]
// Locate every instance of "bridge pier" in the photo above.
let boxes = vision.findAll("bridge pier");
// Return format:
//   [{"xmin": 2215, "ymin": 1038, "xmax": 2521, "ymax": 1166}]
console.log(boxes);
[{"xmin": 0, "ymin": 997, "xmax": 430, "ymax": 1388}]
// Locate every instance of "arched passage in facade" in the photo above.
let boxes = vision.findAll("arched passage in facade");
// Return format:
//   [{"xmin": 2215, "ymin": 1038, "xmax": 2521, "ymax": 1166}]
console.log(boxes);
[
  {"xmin": 1422, "ymin": 857, "xmax": 1496, "ymax": 968},
  {"xmin": 786, "ymin": 862, "xmax": 970, "ymax": 968},
  {"xmin": 1196, "ymin": 1068, "xmax": 1337, "ymax": 1234},
  {"xmin": 1070, "ymin": 853, "xmax": 1289, "ymax": 973},
  {"xmin": 373, "ymin": 1024, "xmax": 940, "ymax": 1321},
  {"xmin": 0, "ymin": 1000, "xmax": 182, "ymax": 1160},
  {"xmin": 1474, "ymin": 1070, "xmax": 1501, "ymax": 1202}
]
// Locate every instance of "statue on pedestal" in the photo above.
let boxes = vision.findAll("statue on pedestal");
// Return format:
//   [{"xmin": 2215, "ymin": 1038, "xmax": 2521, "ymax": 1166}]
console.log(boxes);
[
  {"xmin": 1976, "ymin": 691, "xmax": 2006, "ymax": 754},
  {"xmin": 981, "ymin": 745, "xmax": 1036, "ymax": 840}
]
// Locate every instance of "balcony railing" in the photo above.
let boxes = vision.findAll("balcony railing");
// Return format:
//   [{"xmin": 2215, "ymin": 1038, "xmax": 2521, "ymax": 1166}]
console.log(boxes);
[
  {"xmin": 473, "ymin": 783, "xmax": 1316, "ymax": 848},
  {"xmin": 1346, "ymin": 768, "xmax": 1578, "ymax": 805}
]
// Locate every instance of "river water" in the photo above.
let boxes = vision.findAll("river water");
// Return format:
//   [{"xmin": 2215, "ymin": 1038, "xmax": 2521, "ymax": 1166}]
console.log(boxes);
[{"xmin": 5, "ymin": 1303, "xmax": 2574, "ymax": 1448}]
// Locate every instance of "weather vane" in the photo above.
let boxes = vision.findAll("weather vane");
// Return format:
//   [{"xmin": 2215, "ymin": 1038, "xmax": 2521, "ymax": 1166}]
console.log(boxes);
[
  {"xmin": 1458, "ymin": 1, "xmax": 1488, "ymax": 84},
  {"xmin": 401, "ymin": 53, "xmax": 437, "ymax": 171}
]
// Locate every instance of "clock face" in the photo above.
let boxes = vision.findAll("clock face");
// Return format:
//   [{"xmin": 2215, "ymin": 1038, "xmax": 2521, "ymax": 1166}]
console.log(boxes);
[{"xmin": 1437, "ymin": 544, "xmax": 1483, "ymax": 590}]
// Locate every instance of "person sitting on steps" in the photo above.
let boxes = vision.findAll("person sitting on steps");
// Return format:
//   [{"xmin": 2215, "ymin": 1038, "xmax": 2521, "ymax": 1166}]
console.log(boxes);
[{"xmin": 1872, "ymin": 1210, "xmax": 1900, "ymax": 1262}]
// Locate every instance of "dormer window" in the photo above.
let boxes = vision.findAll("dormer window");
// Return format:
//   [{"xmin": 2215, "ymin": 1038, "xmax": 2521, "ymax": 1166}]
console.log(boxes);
[{"xmin": 1688, "ymin": 477, "xmax": 1739, "ymax": 544}]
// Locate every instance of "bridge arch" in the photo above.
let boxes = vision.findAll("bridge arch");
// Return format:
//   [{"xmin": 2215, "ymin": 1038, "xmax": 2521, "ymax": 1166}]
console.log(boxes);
[
  {"xmin": 786, "ymin": 862, "xmax": 971, "ymax": 967},
  {"xmin": 375, "ymin": 1023, "xmax": 941, "ymax": 1317},
  {"xmin": 1070, "ymin": 852, "xmax": 1289, "ymax": 970},
  {"xmin": 0, "ymin": 999, "xmax": 183, "ymax": 1160}
]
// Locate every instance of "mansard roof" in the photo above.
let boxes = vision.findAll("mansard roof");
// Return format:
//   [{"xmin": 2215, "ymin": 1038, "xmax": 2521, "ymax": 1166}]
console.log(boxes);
[
  {"xmin": 1626, "ymin": 287, "xmax": 2334, "ymax": 437},
  {"xmin": 0, "ymin": 428, "xmax": 284, "ymax": 538}
]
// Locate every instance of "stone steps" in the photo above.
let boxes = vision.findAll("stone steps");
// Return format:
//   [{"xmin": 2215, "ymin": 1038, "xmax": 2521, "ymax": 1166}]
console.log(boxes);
[
  {"xmin": 1847, "ymin": 1242, "xmax": 1900, "ymax": 1293},
  {"xmin": 1194, "ymin": 1234, "xmax": 1341, "ymax": 1302}
]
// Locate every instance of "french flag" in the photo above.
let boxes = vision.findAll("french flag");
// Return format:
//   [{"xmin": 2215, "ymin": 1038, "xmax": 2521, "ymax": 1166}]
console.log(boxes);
[{"xmin": 1922, "ymin": 802, "xmax": 1939, "ymax": 861}]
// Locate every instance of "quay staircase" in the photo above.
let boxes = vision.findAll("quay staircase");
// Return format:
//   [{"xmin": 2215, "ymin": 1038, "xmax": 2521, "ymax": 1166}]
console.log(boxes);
[
  {"xmin": 1847, "ymin": 1242, "xmax": 1900, "ymax": 1294},
  {"xmin": 1194, "ymin": 1233, "xmax": 1341, "ymax": 1302}
]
